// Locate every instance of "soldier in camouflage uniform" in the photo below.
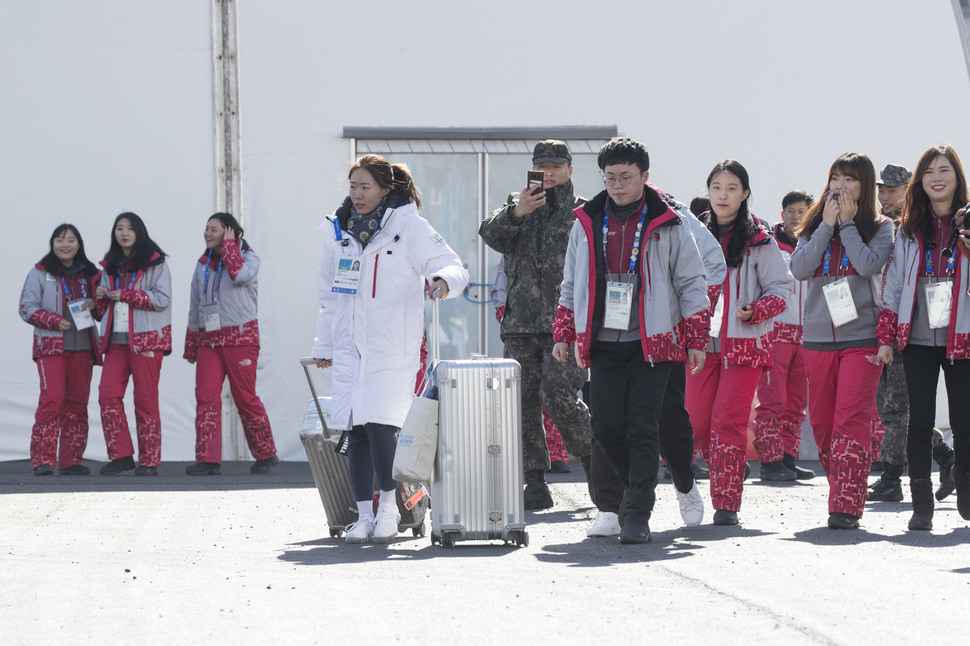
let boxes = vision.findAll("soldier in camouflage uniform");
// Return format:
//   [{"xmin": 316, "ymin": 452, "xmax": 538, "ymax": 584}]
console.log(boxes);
[
  {"xmin": 870, "ymin": 163, "xmax": 956, "ymax": 502},
  {"xmin": 479, "ymin": 140, "xmax": 592, "ymax": 510}
]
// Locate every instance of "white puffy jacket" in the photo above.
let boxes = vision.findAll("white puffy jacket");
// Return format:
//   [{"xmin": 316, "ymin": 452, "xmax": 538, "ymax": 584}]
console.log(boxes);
[{"xmin": 313, "ymin": 198, "xmax": 469, "ymax": 430}]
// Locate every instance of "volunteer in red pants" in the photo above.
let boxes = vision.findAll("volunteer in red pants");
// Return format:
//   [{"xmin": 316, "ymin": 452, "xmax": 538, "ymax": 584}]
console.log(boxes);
[
  {"xmin": 686, "ymin": 160, "xmax": 792, "ymax": 526},
  {"xmin": 752, "ymin": 193, "xmax": 815, "ymax": 481},
  {"xmin": 19, "ymin": 224, "xmax": 102, "ymax": 475},
  {"xmin": 790, "ymin": 152, "xmax": 894, "ymax": 530},
  {"xmin": 95, "ymin": 212, "xmax": 173, "ymax": 476},
  {"xmin": 184, "ymin": 213, "xmax": 278, "ymax": 476}
]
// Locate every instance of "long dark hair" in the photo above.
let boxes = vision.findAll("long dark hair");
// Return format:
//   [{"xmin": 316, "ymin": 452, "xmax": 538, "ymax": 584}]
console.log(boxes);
[
  {"xmin": 39, "ymin": 223, "xmax": 97, "ymax": 279},
  {"xmin": 705, "ymin": 160, "xmax": 754, "ymax": 268},
  {"xmin": 900, "ymin": 144, "xmax": 969, "ymax": 243},
  {"xmin": 349, "ymin": 154, "xmax": 421, "ymax": 209},
  {"xmin": 103, "ymin": 212, "xmax": 167, "ymax": 275},
  {"xmin": 796, "ymin": 153, "xmax": 880, "ymax": 244},
  {"xmin": 209, "ymin": 212, "xmax": 244, "ymax": 239}
]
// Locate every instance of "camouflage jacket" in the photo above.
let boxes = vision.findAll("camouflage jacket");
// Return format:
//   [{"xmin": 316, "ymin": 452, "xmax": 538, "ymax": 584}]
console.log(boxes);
[{"xmin": 479, "ymin": 181, "xmax": 584, "ymax": 338}]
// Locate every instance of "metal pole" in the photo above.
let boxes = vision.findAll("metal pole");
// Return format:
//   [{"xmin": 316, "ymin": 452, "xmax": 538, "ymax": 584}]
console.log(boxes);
[{"xmin": 211, "ymin": 0, "xmax": 245, "ymax": 461}]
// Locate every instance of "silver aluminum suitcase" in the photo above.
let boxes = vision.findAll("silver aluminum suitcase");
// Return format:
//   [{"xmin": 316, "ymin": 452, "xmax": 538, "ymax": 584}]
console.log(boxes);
[
  {"xmin": 430, "ymin": 356, "xmax": 529, "ymax": 548},
  {"xmin": 299, "ymin": 358, "xmax": 428, "ymax": 539}
]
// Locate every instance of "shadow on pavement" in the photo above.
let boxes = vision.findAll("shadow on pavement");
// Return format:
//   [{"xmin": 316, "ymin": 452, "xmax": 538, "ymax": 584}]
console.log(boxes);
[
  {"xmin": 279, "ymin": 537, "xmax": 523, "ymax": 565},
  {"xmin": 0, "ymin": 459, "xmax": 316, "ymax": 493},
  {"xmin": 788, "ymin": 525, "xmax": 970, "ymax": 548}
]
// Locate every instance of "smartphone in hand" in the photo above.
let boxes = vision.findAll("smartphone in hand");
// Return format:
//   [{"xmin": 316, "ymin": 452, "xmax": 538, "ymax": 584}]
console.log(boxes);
[{"xmin": 527, "ymin": 170, "xmax": 544, "ymax": 194}]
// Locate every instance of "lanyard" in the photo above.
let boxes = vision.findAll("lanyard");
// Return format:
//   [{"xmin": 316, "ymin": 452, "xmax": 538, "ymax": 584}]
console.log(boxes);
[
  {"xmin": 333, "ymin": 218, "xmax": 342, "ymax": 241},
  {"xmin": 926, "ymin": 246, "xmax": 955, "ymax": 277},
  {"xmin": 822, "ymin": 241, "xmax": 848, "ymax": 277},
  {"xmin": 602, "ymin": 201, "xmax": 648, "ymax": 274},
  {"xmin": 203, "ymin": 250, "xmax": 223, "ymax": 302},
  {"xmin": 57, "ymin": 272, "xmax": 88, "ymax": 301},
  {"xmin": 112, "ymin": 271, "xmax": 137, "ymax": 291}
]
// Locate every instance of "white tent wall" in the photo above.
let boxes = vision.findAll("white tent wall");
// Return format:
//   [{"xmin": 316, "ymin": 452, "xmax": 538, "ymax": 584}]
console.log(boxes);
[
  {"xmin": 1, "ymin": 1, "xmax": 968, "ymax": 463},
  {"xmin": 0, "ymin": 2, "xmax": 214, "ymax": 462}
]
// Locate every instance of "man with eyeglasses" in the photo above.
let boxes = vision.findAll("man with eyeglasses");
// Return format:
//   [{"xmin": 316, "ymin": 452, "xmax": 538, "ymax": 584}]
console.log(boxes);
[
  {"xmin": 553, "ymin": 137, "xmax": 713, "ymax": 543},
  {"xmin": 479, "ymin": 140, "xmax": 593, "ymax": 510}
]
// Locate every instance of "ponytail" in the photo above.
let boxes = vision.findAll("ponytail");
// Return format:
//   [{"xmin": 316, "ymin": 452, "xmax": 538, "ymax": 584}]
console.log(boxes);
[{"xmin": 349, "ymin": 154, "xmax": 422, "ymax": 209}]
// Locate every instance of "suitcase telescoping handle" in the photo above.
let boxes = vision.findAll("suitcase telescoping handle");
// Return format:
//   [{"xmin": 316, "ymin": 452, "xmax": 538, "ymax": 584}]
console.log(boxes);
[
  {"xmin": 300, "ymin": 357, "xmax": 334, "ymax": 441},
  {"xmin": 429, "ymin": 295, "xmax": 440, "ymax": 365}
]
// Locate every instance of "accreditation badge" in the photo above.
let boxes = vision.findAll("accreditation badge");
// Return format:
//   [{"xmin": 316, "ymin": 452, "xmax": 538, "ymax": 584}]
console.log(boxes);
[
  {"xmin": 822, "ymin": 279, "xmax": 859, "ymax": 327},
  {"xmin": 113, "ymin": 302, "xmax": 129, "ymax": 334},
  {"xmin": 331, "ymin": 257, "xmax": 362, "ymax": 294},
  {"xmin": 709, "ymin": 293, "xmax": 725, "ymax": 338},
  {"xmin": 925, "ymin": 281, "xmax": 953, "ymax": 329},
  {"xmin": 603, "ymin": 281, "xmax": 634, "ymax": 330},
  {"xmin": 203, "ymin": 302, "xmax": 222, "ymax": 332},
  {"xmin": 67, "ymin": 299, "xmax": 94, "ymax": 330}
]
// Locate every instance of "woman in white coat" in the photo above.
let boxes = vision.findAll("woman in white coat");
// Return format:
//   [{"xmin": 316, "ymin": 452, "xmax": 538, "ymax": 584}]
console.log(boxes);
[{"xmin": 312, "ymin": 154, "xmax": 468, "ymax": 544}]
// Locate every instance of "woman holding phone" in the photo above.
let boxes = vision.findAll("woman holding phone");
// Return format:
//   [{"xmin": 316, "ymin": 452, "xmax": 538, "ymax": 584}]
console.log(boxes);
[
  {"xmin": 790, "ymin": 152, "xmax": 893, "ymax": 529},
  {"xmin": 878, "ymin": 144, "xmax": 970, "ymax": 528},
  {"xmin": 19, "ymin": 224, "xmax": 101, "ymax": 475}
]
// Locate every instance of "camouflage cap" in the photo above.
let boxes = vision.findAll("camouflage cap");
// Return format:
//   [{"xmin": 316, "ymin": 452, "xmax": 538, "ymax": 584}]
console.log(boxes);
[
  {"xmin": 878, "ymin": 163, "xmax": 912, "ymax": 187},
  {"xmin": 532, "ymin": 140, "xmax": 572, "ymax": 165}
]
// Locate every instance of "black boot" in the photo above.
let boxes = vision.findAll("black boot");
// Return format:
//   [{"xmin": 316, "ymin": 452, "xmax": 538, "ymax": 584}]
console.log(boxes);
[
  {"xmin": 580, "ymin": 455, "xmax": 593, "ymax": 503},
  {"xmin": 618, "ymin": 487, "xmax": 653, "ymax": 544},
  {"xmin": 783, "ymin": 453, "xmax": 816, "ymax": 480},
  {"xmin": 953, "ymin": 463, "xmax": 970, "ymax": 520},
  {"xmin": 933, "ymin": 441, "xmax": 955, "ymax": 501},
  {"xmin": 523, "ymin": 469, "xmax": 553, "ymax": 510},
  {"xmin": 908, "ymin": 478, "xmax": 934, "ymax": 531},
  {"xmin": 759, "ymin": 460, "xmax": 797, "ymax": 482},
  {"xmin": 868, "ymin": 462, "xmax": 904, "ymax": 502}
]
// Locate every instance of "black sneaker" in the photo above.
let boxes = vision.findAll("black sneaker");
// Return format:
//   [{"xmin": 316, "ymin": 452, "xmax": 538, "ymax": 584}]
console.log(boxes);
[
  {"xmin": 186, "ymin": 462, "xmax": 221, "ymax": 476},
  {"xmin": 99, "ymin": 456, "xmax": 135, "ymax": 475},
  {"xmin": 692, "ymin": 459, "xmax": 710, "ymax": 480},
  {"xmin": 135, "ymin": 465, "xmax": 158, "ymax": 476},
  {"xmin": 250, "ymin": 455, "xmax": 279, "ymax": 474},
  {"xmin": 59, "ymin": 464, "xmax": 90, "ymax": 476},
  {"xmin": 760, "ymin": 460, "xmax": 797, "ymax": 482},
  {"xmin": 828, "ymin": 512, "xmax": 860, "ymax": 529},
  {"xmin": 712, "ymin": 509, "xmax": 738, "ymax": 525},
  {"xmin": 782, "ymin": 453, "xmax": 816, "ymax": 480},
  {"xmin": 33, "ymin": 464, "xmax": 54, "ymax": 476},
  {"xmin": 618, "ymin": 519, "xmax": 651, "ymax": 544}
]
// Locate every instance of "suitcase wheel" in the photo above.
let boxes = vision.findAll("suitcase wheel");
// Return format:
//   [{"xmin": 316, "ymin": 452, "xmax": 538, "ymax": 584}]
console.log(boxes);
[
  {"xmin": 412, "ymin": 522, "xmax": 426, "ymax": 538},
  {"xmin": 329, "ymin": 528, "xmax": 342, "ymax": 538},
  {"xmin": 441, "ymin": 532, "xmax": 457, "ymax": 548},
  {"xmin": 506, "ymin": 530, "xmax": 528, "ymax": 548}
]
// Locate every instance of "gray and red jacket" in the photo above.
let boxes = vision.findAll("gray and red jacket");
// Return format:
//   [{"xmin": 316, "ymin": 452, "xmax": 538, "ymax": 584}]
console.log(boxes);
[
  {"xmin": 790, "ymin": 217, "xmax": 894, "ymax": 345},
  {"xmin": 184, "ymin": 239, "xmax": 261, "ymax": 362},
  {"xmin": 770, "ymin": 223, "xmax": 808, "ymax": 344},
  {"xmin": 554, "ymin": 184, "xmax": 711, "ymax": 368},
  {"xmin": 697, "ymin": 212, "xmax": 792, "ymax": 368},
  {"xmin": 94, "ymin": 252, "xmax": 173, "ymax": 355},
  {"xmin": 878, "ymin": 227, "xmax": 970, "ymax": 360},
  {"xmin": 19, "ymin": 263, "xmax": 102, "ymax": 363}
]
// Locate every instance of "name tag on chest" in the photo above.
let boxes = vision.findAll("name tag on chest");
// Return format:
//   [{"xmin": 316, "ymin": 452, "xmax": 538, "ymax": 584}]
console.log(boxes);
[
  {"xmin": 604, "ymin": 281, "xmax": 634, "ymax": 330},
  {"xmin": 822, "ymin": 279, "xmax": 858, "ymax": 327},
  {"xmin": 925, "ymin": 281, "xmax": 952, "ymax": 329},
  {"xmin": 331, "ymin": 257, "xmax": 362, "ymax": 294},
  {"xmin": 113, "ymin": 302, "xmax": 130, "ymax": 333}
]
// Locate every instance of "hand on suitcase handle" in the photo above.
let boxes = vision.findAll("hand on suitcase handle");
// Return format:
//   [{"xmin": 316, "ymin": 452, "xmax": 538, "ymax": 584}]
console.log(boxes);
[{"xmin": 314, "ymin": 358, "xmax": 332, "ymax": 369}]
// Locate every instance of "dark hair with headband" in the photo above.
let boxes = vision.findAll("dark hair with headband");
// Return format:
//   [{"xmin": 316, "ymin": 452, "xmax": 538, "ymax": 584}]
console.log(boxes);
[{"xmin": 349, "ymin": 154, "xmax": 422, "ymax": 209}]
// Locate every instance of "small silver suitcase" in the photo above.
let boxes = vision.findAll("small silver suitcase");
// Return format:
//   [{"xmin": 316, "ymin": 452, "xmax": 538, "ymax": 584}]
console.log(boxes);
[
  {"xmin": 429, "ymin": 354, "xmax": 529, "ymax": 548},
  {"xmin": 299, "ymin": 358, "xmax": 428, "ymax": 539}
]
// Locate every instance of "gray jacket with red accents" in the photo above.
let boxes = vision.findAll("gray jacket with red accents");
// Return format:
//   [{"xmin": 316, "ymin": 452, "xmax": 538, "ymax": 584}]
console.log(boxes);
[{"xmin": 554, "ymin": 184, "xmax": 711, "ymax": 367}]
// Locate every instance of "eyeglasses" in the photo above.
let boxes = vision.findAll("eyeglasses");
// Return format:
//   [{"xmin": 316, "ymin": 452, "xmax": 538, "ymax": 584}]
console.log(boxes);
[{"xmin": 602, "ymin": 174, "xmax": 639, "ymax": 187}]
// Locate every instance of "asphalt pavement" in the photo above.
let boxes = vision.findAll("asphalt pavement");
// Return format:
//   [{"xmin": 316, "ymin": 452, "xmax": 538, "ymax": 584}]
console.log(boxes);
[{"xmin": 1, "ymin": 458, "xmax": 968, "ymax": 645}]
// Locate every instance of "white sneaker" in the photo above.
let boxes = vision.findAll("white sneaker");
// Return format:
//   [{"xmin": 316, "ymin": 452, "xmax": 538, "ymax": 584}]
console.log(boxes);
[
  {"xmin": 586, "ymin": 511, "xmax": 621, "ymax": 537},
  {"xmin": 372, "ymin": 505, "xmax": 401, "ymax": 544},
  {"xmin": 676, "ymin": 481, "xmax": 705, "ymax": 527},
  {"xmin": 344, "ymin": 517, "xmax": 374, "ymax": 544}
]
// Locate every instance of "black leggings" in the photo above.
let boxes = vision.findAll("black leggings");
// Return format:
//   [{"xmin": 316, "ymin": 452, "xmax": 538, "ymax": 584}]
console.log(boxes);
[
  {"xmin": 347, "ymin": 422, "xmax": 398, "ymax": 502},
  {"xmin": 901, "ymin": 345, "xmax": 970, "ymax": 478}
]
